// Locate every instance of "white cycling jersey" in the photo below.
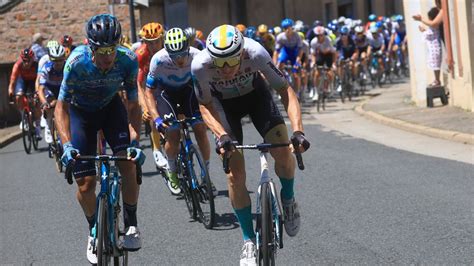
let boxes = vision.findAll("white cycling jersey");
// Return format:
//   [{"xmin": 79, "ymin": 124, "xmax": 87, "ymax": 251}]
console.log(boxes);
[
  {"xmin": 310, "ymin": 36, "xmax": 335, "ymax": 55},
  {"xmin": 191, "ymin": 37, "xmax": 288, "ymax": 105},
  {"xmin": 146, "ymin": 47, "xmax": 199, "ymax": 90},
  {"xmin": 37, "ymin": 54, "xmax": 50, "ymax": 74},
  {"xmin": 367, "ymin": 32, "xmax": 385, "ymax": 49}
]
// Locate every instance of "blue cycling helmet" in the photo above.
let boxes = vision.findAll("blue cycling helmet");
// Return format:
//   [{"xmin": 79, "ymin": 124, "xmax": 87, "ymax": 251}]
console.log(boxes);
[
  {"xmin": 86, "ymin": 14, "xmax": 122, "ymax": 49},
  {"xmin": 375, "ymin": 21, "xmax": 383, "ymax": 28},
  {"xmin": 368, "ymin": 14, "xmax": 377, "ymax": 22},
  {"xmin": 339, "ymin": 26, "xmax": 350, "ymax": 35},
  {"xmin": 281, "ymin": 18, "xmax": 294, "ymax": 29},
  {"xmin": 396, "ymin": 15, "xmax": 404, "ymax": 22},
  {"xmin": 244, "ymin": 26, "xmax": 257, "ymax": 39}
]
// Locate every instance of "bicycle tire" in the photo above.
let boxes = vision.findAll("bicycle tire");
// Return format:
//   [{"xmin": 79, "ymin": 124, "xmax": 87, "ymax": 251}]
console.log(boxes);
[
  {"xmin": 21, "ymin": 111, "xmax": 32, "ymax": 154},
  {"xmin": 259, "ymin": 182, "xmax": 275, "ymax": 266},
  {"xmin": 30, "ymin": 114, "xmax": 39, "ymax": 151},
  {"xmin": 189, "ymin": 144, "xmax": 215, "ymax": 229},
  {"xmin": 179, "ymin": 156, "xmax": 196, "ymax": 219},
  {"xmin": 97, "ymin": 195, "xmax": 109, "ymax": 266}
]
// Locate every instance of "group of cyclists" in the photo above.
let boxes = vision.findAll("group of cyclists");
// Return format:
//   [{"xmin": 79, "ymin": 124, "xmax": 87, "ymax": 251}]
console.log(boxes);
[
  {"xmin": 237, "ymin": 14, "xmax": 408, "ymax": 104},
  {"xmin": 7, "ymin": 11, "xmax": 408, "ymax": 265},
  {"xmin": 9, "ymin": 13, "xmax": 310, "ymax": 265}
]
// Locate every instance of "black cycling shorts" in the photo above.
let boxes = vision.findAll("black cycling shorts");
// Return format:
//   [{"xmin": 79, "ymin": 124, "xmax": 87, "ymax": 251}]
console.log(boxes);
[
  {"xmin": 316, "ymin": 53, "xmax": 334, "ymax": 68},
  {"xmin": 214, "ymin": 74, "xmax": 285, "ymax": 144}
]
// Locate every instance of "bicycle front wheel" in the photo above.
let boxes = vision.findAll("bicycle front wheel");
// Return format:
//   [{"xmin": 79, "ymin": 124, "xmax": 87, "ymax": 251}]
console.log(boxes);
[
  {"xmin": 21, "ymin": 111, "xmax": 32, "ymax": 154},
  {"xmin": 97, "ymin": 195, "xmax": 110, "ymax": 266},
  {"xmin": 189, "ymin": 144, "xmax": 215, "ymax": 229},
  {"xmin": 259, "ymin": 182, "xmax": 275, "ymax": 266}
]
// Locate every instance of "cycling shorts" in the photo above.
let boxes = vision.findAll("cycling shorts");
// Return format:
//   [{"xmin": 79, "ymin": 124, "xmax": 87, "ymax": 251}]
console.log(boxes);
[
  {"xmin": 213, "ymin": 74, "xmax": 285, "ymax": 145},
  {"xmin": 70, "ymin": 95, "xmax": 130, "ymax": 178},
  {"xmin": 316, "ymin": 53, "xmax": 334, "ymax": 68},
  {"xmin": 155, "ymin": 82, "xmax": 203, "ymax": 131},
  {"xmin": 277, "ymin": 47, "xmax": 299, "ymax": 66},
  {"xmin": 14, "ymin": 77, "xmax": 35, "ymax": 96}
]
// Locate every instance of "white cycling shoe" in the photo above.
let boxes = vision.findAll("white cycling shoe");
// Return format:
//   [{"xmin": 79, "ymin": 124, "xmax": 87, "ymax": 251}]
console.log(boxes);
[
  {"xmin": 240, "ymin": 240, "xmax": 257, "ymax": 266},
  {"xmin": 153, "ymin": 150, "xmax": 168, "ymax": 169},
  {"xmin": 123, "ymin": 226, "xmax": 142, "ymax": 251},
  {"xmin": 86, "ymin": 235, "xmax": 97, "ymax": 264},
  {"xmin": 44, "ymin": 128, "xmax": 53, "ymax": 144}
]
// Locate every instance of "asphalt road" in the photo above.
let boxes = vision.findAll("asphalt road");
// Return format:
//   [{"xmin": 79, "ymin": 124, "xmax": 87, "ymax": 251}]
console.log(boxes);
[{"xmin": 1, "ymin": 105, "xmax": 473, "ymax": 265}]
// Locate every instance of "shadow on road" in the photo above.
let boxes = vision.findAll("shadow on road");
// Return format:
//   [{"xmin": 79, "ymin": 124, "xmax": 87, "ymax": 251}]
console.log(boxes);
[{"xmin": 211, "ymin": 212, "xmax": 239, "ymax": 230}]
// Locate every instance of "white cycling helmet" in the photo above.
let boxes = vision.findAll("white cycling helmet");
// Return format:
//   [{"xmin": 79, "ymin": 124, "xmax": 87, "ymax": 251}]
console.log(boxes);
[
  {"xmin": 355, "ymin": 26, "xmax": 364, "ymax": 34},
  {"xmin": 207, "ymin": 24, "xmax": 244, "ymax": 58},
  {"xmin": 48, "ymin": 43, "xmax": 66, "ymax": 59},
  {"xmin": 344, "ymin": 18, "xmax": 352, "ymax": 26}
]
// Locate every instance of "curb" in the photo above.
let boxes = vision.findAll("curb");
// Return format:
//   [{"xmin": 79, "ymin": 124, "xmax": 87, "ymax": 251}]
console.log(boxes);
[
  {"xmin": 0, "ymin": 129, "xmax": 22, "ymax": 149},
  {"xmin": 355, "ymin": 102, "xmax": 474, "ymax": 145}
]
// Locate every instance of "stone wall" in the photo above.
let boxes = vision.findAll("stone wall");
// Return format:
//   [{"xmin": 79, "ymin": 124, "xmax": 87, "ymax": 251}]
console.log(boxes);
[{"xmin": 0, "ymin": 0, "xmax": 140, "ymax": 64}]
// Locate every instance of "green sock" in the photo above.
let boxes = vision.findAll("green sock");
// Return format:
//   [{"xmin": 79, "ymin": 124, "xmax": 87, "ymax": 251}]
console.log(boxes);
[
  {"xmin": 279, "ymin": 177, "xmax": 294, "ymax": 201},
  {"xmin": 234, "ymin": 205, "xmax": 255, "ymax": 241}
]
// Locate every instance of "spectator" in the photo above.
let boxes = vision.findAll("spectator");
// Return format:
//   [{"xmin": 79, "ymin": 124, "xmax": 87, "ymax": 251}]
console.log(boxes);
[
  {"xmin": 419, "ymin": 8, "xmax": 442, "ymax": 87},
  {"xmin": 413, "ymin": 0, "xmax": 444, "ymax": 44},
  {"xmin": 31, "ymin": 33, "xmax": 47, "ymax": 62}
]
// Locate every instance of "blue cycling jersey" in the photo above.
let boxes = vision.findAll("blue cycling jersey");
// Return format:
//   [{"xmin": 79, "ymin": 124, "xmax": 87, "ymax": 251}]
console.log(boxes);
[
  {"xmin": 58, "ymin": 45, "xmax": 138, "ymax": 111},
  {"xmin": 39, "ymin": 61, "xmax": 64, "ymax": 97}
]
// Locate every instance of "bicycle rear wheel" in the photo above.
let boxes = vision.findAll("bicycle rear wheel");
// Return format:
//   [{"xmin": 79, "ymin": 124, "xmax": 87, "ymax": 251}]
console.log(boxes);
[
  {"xmin": 30, "ymin": 113, "xmax": 39, "ymax": 151},
  {"xmin": 21, "ymin": 111, "xmax": 32, "ymax": 154},
  {"xmin": 189, "ymin": 144, "xmax": 215, "ymax": 229},
  {"xmin": 52, "ymin": 121, "xmax": 63, "ymax": 173},
  {"xmin": 258, "ymin": 182, "xmax": 275, "ymax": 266},
  {"xmin": 97, "ymin": 195, "xmax": 110, "ymax": 266},
  {"xmin": 179, "ymin": 157, "xmax": 196, "ymax": 219}
]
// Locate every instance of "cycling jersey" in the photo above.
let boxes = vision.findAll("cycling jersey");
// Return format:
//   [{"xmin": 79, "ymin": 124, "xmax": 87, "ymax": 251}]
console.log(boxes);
[
  {"xmin": 31, "ymin": 43, "xmax": 47, "ymax": 62},
  {"xmin": 135, "ymin": 43, "xmax": 152, "ymax": 85},
  {"xmin": 38, "ymin": 54, "xmax": 50, "ymax": 74},
  {"xmin": 336, "ymin": 37, "xmax": 357, "ymax": 59},
  {"xmin": 393, "ymin": 27, "xmax": 407, "ymax": 46},
  {"xmin": 58, "ymin": 45, "xmax": 138, "ymax": 111},
  {"xmin": 10, "ymin": 59, "xmax": 37, "ymax": 83},
  {"xmin": 146, "ymin": 47, "xmax": 199, "ymax": 90},
  {"xmin": 39, "ymin": 61, "xmax": 64, "ymax": 98},
  {"xmin": 300, "ymin": 39, "xmax": 310, "ymax": 63},
  {"xmin": 354, "ymin": 34, "xmax": 369, "ymax": 53},
  {"xmin": 191, "ymin": 37, "xmax": 288, "ymax": 105},
  {"xmin": 275, "ymin": 32, "xmax": 302, "ymax": 65},
  {"xmin": 310, "ymin": 36, "xmax": 335, "ymax": 55},
  {"xmin": 367, "ymin": 32, "xmax": 385, "ymax": 50},
  {"xmin": 192, "ymin": 39, "xmax": 205, "ymax": 50}
]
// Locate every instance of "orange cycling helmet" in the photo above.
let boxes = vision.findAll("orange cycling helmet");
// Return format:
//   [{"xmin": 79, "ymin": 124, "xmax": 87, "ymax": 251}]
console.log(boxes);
[
  {"xmin": 196, "ymin": 30, "xmax": 204, "ymax": 41},
  {"xmin": 139, "ymin": 22, "xmax": 164, "ymax": 41},
  {"xmin": 235, "ymin": 24, "xmax": 246, "ymax": 33},
  {"xmin": 258, "ymin": 24, "xmax": 268, "ymax": 34}
]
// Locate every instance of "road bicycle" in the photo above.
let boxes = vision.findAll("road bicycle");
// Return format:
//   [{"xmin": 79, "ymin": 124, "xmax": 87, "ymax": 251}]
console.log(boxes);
[
  {"xmin": 314, "ymin": 65, "xmax": 332, "ymax": 112},
  {"xmin": 223, "ymin": 141, "xmax": 304, "ymax": 265},
  {"xmin": 338, "ymin": 58, "xmax": 354, "ymax": 103},
  {"xmin": 47, "ymin": 114, "xmax": 63, "ymax": 172},
  {"xmin": 168, "ymin": 117, "xmax": 215, "ymax": 229},
  {"xmin": 19, "ymin": 92, "xmax": 39, "ymax": 154},
  {"xmin": 65, "ymin": 152, "xmax": 142, "ymax": 266}
]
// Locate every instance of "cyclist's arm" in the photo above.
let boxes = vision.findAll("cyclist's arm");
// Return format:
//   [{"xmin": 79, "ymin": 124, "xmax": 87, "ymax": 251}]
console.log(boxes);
[
  {"xmin": 272, "ymin": 49, "xmax": 279, "ymax": 65},
  {"xmin": 127, "ymin": 99, "xmax": 141, "ymax": 143},
  {"xmin": 37, "ymin": 66, "xmax": 48, "ymax": 105},
  {"xmin": 137, "ymin": 77, "xmax": 148, "ymax": 115},
  {"xmin": 199, "ymin": 102, "xmax": 227, "ymax": 138},
  {"xmin": 144, "ymin": 86, "xmax": 160, "ymax": 120},
  {"xmin": 278, "ymin": 85, "xmax": 303, "ymax": 132},
  {"xmin": 55, "ymin": 100, "xmax": 71, "ymax": 143},
  {"xmin": 8, "ymin": 62, "xmax": 20, "ymax": 96},
  {"xmin": 123, "ymin": 54, "xmax": 140, "ymax": 143}
]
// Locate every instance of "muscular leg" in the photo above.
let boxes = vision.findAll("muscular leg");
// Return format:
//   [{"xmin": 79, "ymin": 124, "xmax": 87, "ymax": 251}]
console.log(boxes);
[
  {"xmin": 76, "ymin": 175, "xmax": 97, "ymax": 229},
  {"xmin": 192, "ymin": 123, "xmax": 210, "ymax": 162}
]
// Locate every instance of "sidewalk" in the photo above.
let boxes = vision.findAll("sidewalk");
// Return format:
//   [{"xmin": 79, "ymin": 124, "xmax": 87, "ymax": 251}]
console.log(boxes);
[
  {"xmin": 355, "ymin": 83, "xmax": 474, "ymax": 145},
  {"xmin": 0, "ymin": 124, "xmax": 21, "ymax": 148}
]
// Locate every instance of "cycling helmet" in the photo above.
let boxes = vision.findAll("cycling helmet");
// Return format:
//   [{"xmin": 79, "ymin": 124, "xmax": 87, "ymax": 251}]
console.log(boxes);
[
  {"xmin": 313, "ymin": 20, "xmax": 322, "ymax": 27},
  {"xmin": 207, "ymin": 25, "xmax": 244, "ymax": 58},
  {"xmin": 377, "ymin": 16, "xmax": 384, "ymax": 22},
  {"xmin": 244, "ymin": 26, "xmax": 257, "ymax": 39},
  {"xmin": 48, "ymin": 43, "xmax": 66, "ymax": 59},
  {"xmin": 268, "ymin": 28, "xmax": 274, "ymax": 35},
  {"xmin": 281, "ymin": 18, "xmax": 294, "ymax": 29},
  {"xmin": 368, "ymin": 14, "xmax": 377, "ymax": 22},
  {"xmin": 295, "ymin": 20, "xmax": 304, "ymax": 26},
  {"xmin": 164, "ymin": 28, "xmax": 189, "ymax": 54},
  {"xmin": 86, "ymin": 14, "xmax": 122, "ymax": 49},
  {"xmin": 293, "ymin": 23, "xmax": 304, "ymax": 32},
  {"xmin": 20, "ymin": 48, "xmax": 34, "ymax": 61},
  {"xmin": 338, "ymin": 16, "xmax": 346, "ymax": 24},
  {"xmin": 370, "ymin": 25, "xmax": 378, "ymax": 34},
  {"xmin": 139, "ymin": 22, "xmax": 164, "ymax": 41},
  {"xmin": 258, "ymin": 24, "xmax": 268, "ymax": 34},
  {"xmin": 332, "ymin": 19, "xmax": 338, "ymax": 25},
  {"xmin": 396, "ymin": 15, "xmax": 404, "ymax": 22},
  {"xmin": 297, "ymin": 32, "xmax": 305, "ymax": 40},
  {"xmin": 314, "ymin": 26, "xmax": 325, "ymax": 35},
  {"xmin": 46, "ymin": 40, "xmax": 60, "ymax": 49},
  {"xmin": 61, "ymin": 35, "xmax": 73, "ymax": 47},
  {"xmin": 235, "ymin": 24, "xmax": 247, "ymax": 33},
  {"xmin": 184, "ymin": 27, "xmax": 197, "ymax": 41},
  {"xmin": 375, "ymin": 21, "xmax": 383, "ymax": 29},
  {"xmin": 339, "ymin": 26, "xmax": 350, "ymax": 35},
  {"xmin": 273, "ymin": 26, "xmax": 282, "ymax": 35},
  {"xmin": 196, "ymin": 30, "xmax": 204, "ymax": 41},
  {"xmin": 354, "ymin": 26, "xmax": 364, "ymax": 34},
  {"xmin": 344, "ymin": 18, "xmax": 352, "ymax": 26}
]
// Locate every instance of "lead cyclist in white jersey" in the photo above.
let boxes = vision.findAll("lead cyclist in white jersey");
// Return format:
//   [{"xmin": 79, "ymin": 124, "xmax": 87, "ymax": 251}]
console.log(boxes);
[{"xmin": 191, "ymin": 25, "xmax": 310, "ymax": 266}]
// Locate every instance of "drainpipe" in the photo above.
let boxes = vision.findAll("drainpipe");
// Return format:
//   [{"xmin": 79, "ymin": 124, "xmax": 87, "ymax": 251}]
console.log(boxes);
[
  {"xmin": 452, "ymin": 0, "xmax": 463, "ymax": 77},
  {"xmin": 441, "ymin": 0, "xmax": 454, "ymax": 78},
  {"xmin": 129, "ymin": 0, "xmax": 137, "ymax": 43}
]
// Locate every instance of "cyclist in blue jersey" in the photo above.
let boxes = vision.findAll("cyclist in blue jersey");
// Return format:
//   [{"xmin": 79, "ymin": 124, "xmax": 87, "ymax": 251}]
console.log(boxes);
[
  {"xmin": 273, "ymin": 18, "xmax": 303, "ymax": 97},
  {"xmin": 37, "ymin": 43, "xmax": 66, "ymax": 144},
  {"xmin": 54, "ymin": 14, "xmax": 146, "ymax": 264},
  {"xmin": 388, "ymin": 18, "xmax": 408, "ymax": 70}
]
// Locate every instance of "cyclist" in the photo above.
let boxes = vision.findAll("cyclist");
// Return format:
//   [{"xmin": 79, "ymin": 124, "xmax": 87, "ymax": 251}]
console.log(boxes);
[
  {"xmin": 354, "ymin": 25, "xmax": 370, "ymax": 76},
  {"xmin": 257, "ymin": 24, "xmax": 275, "ymax": 57},
  {"xmin": 336, "ymin": 26, "xmax": 359, "ymax": 83},
  {"xmin": 297, "ymin": 31, "xmax": 310, "ymax": 101},
  {"xmin": 191, "ymin": 24, "xmax": 310, "ymax": 265},
  {"xmin": 388, "ymin": 16, "xmax": 408, "ymax": 71},
  {"xmin": 274, "ymin": 18, "xmax": 303, "ymax": 98},
  {"xmin": 145, "ymin": 27, "xmax": 212, "ymax": 194},
  {"xmin": 135, "ymin": 22, "xmax": 168, "ymax": 169},
  {"xmin": 37, "ymin": 43, "xmax": 66, "ymax": 144},
  {"xmin": 367, "ymin": 24, "xmax": 386, "ymax": 75},
  {"xmin": 365, "ymin": 13, "xmax": 377, "ymax": 31},
  {"xmin": 8, "ymin": 48, "xmax": 42, "ymax": 140},
  {"xmin": 185, "ymin": 27, "xmax": 205, "ymax": 50},
  {"xmin": 60, "ymin": 34, "xmax": 77, "ymax": 52},
  {"xmin": 310, "ymin": 26, "xmax": 336, "ymax": 100},
  {"xmin": 55, "ymin": 14, "xmax": 145, "ymax": 264},
  {"xmin": 236, "ymin": 24, "xmax": 247, "ymax": 34}
]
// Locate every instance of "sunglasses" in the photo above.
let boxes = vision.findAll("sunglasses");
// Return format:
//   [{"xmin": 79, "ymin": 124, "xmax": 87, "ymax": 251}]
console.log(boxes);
[
  {"xmin": 169, "ymin": 50, "xmax": 189, "ymax": 60},
  {"xmin": 95, "ymin": 45, "xmax": 117, "ymax": 55},
  {"xmin": 213, "ymin": 56, "xmax": 241, "ymax": 68},
  {"xmin": 50, "ymin": 57, "xmax": 65, "ymax": 62}
]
